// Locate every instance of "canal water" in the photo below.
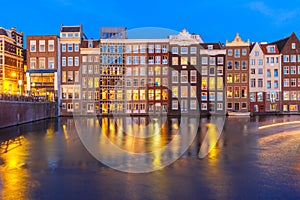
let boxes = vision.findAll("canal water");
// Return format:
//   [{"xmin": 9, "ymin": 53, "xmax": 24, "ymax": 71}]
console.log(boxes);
[{"xmin": 0, "ymin": 115, "xmax": 300, "ymax": 199}]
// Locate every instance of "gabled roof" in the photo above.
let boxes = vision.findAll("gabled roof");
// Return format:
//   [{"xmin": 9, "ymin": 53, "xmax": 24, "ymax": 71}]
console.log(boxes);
[
  {"xmin": 270, "ymin": 36, "xmax": 289, "ymax": 52},
  {"xmin": 261, "ymin": 43, "xmax": 280, "ymax": 54}
]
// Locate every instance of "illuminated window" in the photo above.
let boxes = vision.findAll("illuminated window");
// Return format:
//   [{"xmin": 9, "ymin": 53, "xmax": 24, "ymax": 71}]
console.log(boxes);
[
  {"xmin": 181, "ymin": 57, "xmax": 188, "ymax": 65},
  {"xmin": 234, "ymin": 87, "xmax": 240, "ymax": 98},
  {"xmin": 202, "ymin": 77, "xmax": 207, "ymax": 90},
  {"xmin": 209, "ymin": 77, "xmax": 215, "ymax": 90},
  {"xmin": 172, "ymin": 86, "xmax": 178, "ymax": 98}
]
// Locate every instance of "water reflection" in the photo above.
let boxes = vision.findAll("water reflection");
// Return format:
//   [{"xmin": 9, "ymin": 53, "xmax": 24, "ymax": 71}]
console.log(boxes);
[
  {"xmin": 75, "ymin": 116, "xmax": 200, "ymax": 173},
  {"xmin": 0, "ymin": 116, "xmax": 300, "ymax": 199}
]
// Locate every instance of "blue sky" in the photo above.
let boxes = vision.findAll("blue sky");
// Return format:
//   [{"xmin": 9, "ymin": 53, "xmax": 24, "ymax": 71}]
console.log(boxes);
[{"xmin": 2, "ymin": 0, "xmax": 300, "ymax": 44}]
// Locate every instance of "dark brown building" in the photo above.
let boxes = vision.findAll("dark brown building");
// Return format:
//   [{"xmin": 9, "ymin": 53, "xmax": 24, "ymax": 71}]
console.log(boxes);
[
  {"xmin": 271, "ymin": 32, "xmax": 300, "ymax": 112},
  {"xmin": 26, "ymin": 35, "xmax": 60, "ymax": 101},
  {"xmin": 225, "ymin": 33, "xmax": 250, "ymax": 112}
]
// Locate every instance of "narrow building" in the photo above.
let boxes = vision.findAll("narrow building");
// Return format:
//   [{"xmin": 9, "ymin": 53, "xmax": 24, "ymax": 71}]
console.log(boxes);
[
  {"xmin": 200, "ymin": 43, "xmax": 226, "ymax": 115},
  {"xmin": 0, "ymin": 27, "xmax": 24, "ymax": 95},
  {"xmin": 169, "ymin": 29, "xmax": 203, "ymax": 115},
  {"xmin": 271, "ymin": 32, "xmax": 300, "ymax": 113},
  {"xmin": 225, "ymin": 33, "xmax": 250, "ymax": 112},
  {"xmin": 80, "ymin": 39, "xmax": 100, "ymax": 115},
  {"xmin": 60, "ymin": 25, "xmax": 86, "ymax": 116}
]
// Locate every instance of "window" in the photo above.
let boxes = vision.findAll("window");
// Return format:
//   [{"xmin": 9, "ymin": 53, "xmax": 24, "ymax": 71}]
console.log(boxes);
[
  {"xmin": 258, "ymin": 68, "xmax": 263, "ymax": 74},
  {"xmin": 154, "ymin": 45, "xmax": 161, "ymax": 53},
  {"xmin": 30, "ymin": 40, "xmax": 36, "ymax": 52},
  {"xmin": 190, "ymin": 47, "xmax": 196, "ymax": 54},
  {"xmin": 242, "ymin": 60, "xmax": 247, "ymax": 69},
  {"xmin": 227, "ymin": 87, "xmax": 233, "ymax": 98},
  {"xmin": 250, "ymin": 59, "xmax": 255, "ymax": 66},
  {"xmin": 241, "ymin": 73, "xmax": 247, "ymax": 83},
  {"xmin": 148, "ymin": 56, "xmax": 154, "ymax": 65},
  {"xmin": 217, "ymin": 57, "xmax": 224, "ymax": 64},
  {"xmin": 274, "ymin": 80, "xmax": 278, "ymax": 89},
  {"xmin": 68, "ymin": 44, "xmax": 73, "ymax": 52},
  {"xmin": 190, "ymin": 57, "xmax": 197, "ymax": 65},
  {"xmin": 209, "ymin": 67, "xmax": 215, "ymax": 76},
  {"xmin": 162, "ymin": 56, "xmax": 168, "ymax": 65},
  {"xmin": 68, "ymin": 57, "xmax": 73, "ymax": 66},
  {"xmin": 284, "ymin": 66, "xmax": 289, "ymax": 74},
  {"xmin": 291, "ymin": 78, "xmax": 296, "ymax": 87},
  {"xmin": 241, "ymin": 87, "xmax": 247, "ymax": 98},
  {"xmin": 75, "ymin": 44, "xmax": 79, "ymax": 52},
  {"xmin": 181, "ymin": 47, "xmax": 188, "ymax": 54},
  {"xmin": 190, "ymin": 70, "xmax": 197, "ymax": 83},
  {"xmin": 227, "ymin": 74, "xmax": 233, "ymax": 83},
  {"xmin": 267, "ymin": 46, "xmax": 275, "ymax": 53},
  {"xmin": 181, "ymin": 57, "xmax": 188, "ymax": 65},
  {"xmin": 202, "ymin": 77, "xmax": 207, "ymax": 90},
  {"xmin": 126, "ymin": 56, "xmax": 132, "ymax": 65},
  {"xmin": 202, "ymin": 66, "xmax": 208, "ymax": 75},
  {"xmin": 201, "ymin": 92, "xmax": 207, "ymax": 101},
  {"xmin": 227, "ymin": 49, "xmax": 233, "ymax": 56},
  {"xmin": 251, "ymin": 69, "xmax": 255, "ymax": 74},
  {"xmin": 291, "ymin": 66, "xmax": 296, "ymax": 74},
  {"xmin": 210, "ymin": 57, "xmax": 215, "ymax": 65},
  {"xmin": 258, "ymin": 79, "xmax": 263, "ymax": 88},
  {"xmin": 48, "ymin": 40, "xmax": 54, "ymax": 51},
  {"xmin": 209, "ymin": 92, "xmax": 215, "ymax": 101},
  {"xmin": 283, "ymin": 91, "xmax": 289, "ymax": 100},
  {"xmin": 234, "ymin": 61, "xmax": 240, "ymax": 70},
  {"xmin": 292, "ymin": 43, "xmax": 296, "ymax": 49},
  {"xmin": 267, "ymin": 69, "xmax": 271, "ymax": 77},
  {"xmin": 284, "ymin": 55, "xmax": 289, "ymax": 62},
  {"xmin": 274, "ymin": 69, "xmax": 278, "ymax": 77},
  {"xmin": 234, "ymin": 87, "xmax": 240, "ymax": 98},
  {"xmin": 162, "ymin": 45, "xmax": 168, "ymax": 53},
  {"xmin": 202, "ymin": 57, "xmax": 208, "ymax": 64},
  {"xmin": 291, "ymin": 55, "xmax": 296, "ymax": 62},
  {"xmin": 283, "ymin": 79, "xmax": 289, "ymax": 87},
  {"xmin": 148, "ymin": 45, "xmax": 154, "ymax": 53},
  {"xmin": 172, "ymin": 57, "xmax": 178, "ymax": 65},
  {"xmin": 134, "ymin": 56, "xmax": 139, "ymax": 65},
  {"xmin": 209, "ymin": 77, "xmax": 215, "ymax": 90},
  {"xmin": 190, "ymin": 100, "xmax": 197, "ymax": 110},
  {"xmin": 155, "ymin": 56, "xmax": 161, "ymax": 64},
  {"xmin": 257, "ymin": 92, "xmax": 263, "ymax": 102},
  {"xmin": 62, "ymin": 57, "xmax": 66, "ymax": 67},
  {"xmin": 39, "ymin": 40, "xmax": 45, "ymax": 52},
  {"xmin": 67, "ymin": 71, "xmax": 73, "ymax": 82},
  {"xmin": 30, "ymin": 58, "xmax": 36, "ymax": 69},
  {"xmin": 227, "ymin": 61, "xmax": 233, "ymax": 70},
  {"xmin": 242, "ymin": 49, "xmax": 247, "ymax": 55},
  {"xmin": 234, "ymin": 49, "xmax": 240, "ymax": 57},
  {"xmin": 39, "ymin": 58, "xmax": 45, "ymax": 69},
  {"xmin": 181, "ymin": 71, "xmax": 188, "ymax": 83},
  {"xmin": 181, "ymin": 86, "xmax": 188, "ymax": 98},
  {"xmin": 172, "ymin": 47, "xmax": 178, "ymax": 54},
  {"xmin": 75, "ymin": 71, "xmax": 79, "ymax": 83},
  {"xmin": 267, "ymin": 81, "xmax": 271, "ymax": 89},
  {"xmin": 250, "ymin": 78, "xmax": 256, "ymax": 88},
  {"xmin": 74, "ymin": 57, "xmax": 79, "ymax": 66},
  {"xmin": 234, "ymin": 74, "xmax": 240, "ymax": 83},
  {"xmin": 217, "ymin": 66, "xmax": 223, "ymax": 75},
  {"xmin": 48, "ymin": 58, "xmax": 54, "ymax": 69},
  {"xmin": 254, "ymin": 51, "xmax": 259, "ymax": 56}
]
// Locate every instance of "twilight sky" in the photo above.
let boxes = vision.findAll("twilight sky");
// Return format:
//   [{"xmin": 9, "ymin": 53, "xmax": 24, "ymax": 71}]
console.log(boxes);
[{"xmin": 2, "ymin": 0, "xmax": 300, "ymax": 44}]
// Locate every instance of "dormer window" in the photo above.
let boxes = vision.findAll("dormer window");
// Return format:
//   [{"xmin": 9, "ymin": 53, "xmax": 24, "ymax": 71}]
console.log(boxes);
[
  {"xmin": 208, "ymin": 45, "xmax": 213, "ymax": 50},
  {"xmin": 267, "ymin": 46, "xmax": 275, "ymax": 53},
  {"xmin": 88, "ymin": 41, "xmax": 93, "ymax": 48}
]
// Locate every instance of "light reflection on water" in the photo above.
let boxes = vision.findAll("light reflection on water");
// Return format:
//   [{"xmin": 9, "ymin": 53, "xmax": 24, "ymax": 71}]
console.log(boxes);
[{"xmin": 0, "ymin": 116, "xmax": 300, "ymax": 199}]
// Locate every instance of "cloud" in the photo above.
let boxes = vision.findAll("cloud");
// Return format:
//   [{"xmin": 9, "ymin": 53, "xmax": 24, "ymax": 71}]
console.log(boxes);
[{"xmin": 247, "ymin": 1, "xmax": 299, "ymax": 24}]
